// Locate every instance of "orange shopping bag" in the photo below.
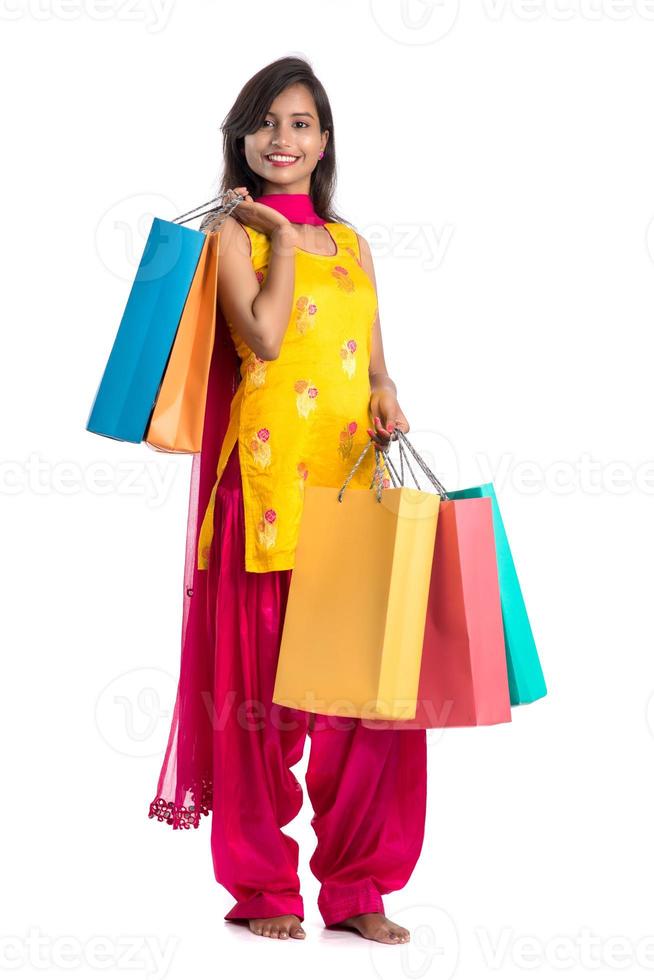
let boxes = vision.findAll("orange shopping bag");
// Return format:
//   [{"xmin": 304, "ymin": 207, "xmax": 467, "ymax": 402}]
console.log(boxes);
[
  {"xmin": 145, "ymin": 229, "xmax": 219, "ymax": 453},
  {"xmin": 272, "ymin": 440, "xmax": 441, "ymax": 721}
]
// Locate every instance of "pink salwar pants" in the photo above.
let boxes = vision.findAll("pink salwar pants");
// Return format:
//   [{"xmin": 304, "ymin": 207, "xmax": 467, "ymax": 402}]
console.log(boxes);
[{"xmin": 206, "ymin": 443, "xmax": 428, "ymax": 927}]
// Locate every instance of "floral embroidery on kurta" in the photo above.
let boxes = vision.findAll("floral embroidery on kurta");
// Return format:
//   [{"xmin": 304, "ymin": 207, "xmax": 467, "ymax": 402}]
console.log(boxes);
[
  {"xmin": 256, "ymin": 506, "xmax": 277, "ymax": 549},
  {"xmin": 246, "ymin": 353, "xmax": 267, "ymax": 387},
  {"xmin": 297, "ymin": 461, "xmax": 308, "ymax": 495},
  {"xmin": 295, "ymin": 295, "xmax": 318, "ymax": 335},
  {"xmin": 331, "ymin": 264, "xmax": 354, "ymax": 293},
  {"xmin": 340, "ymin": 338, "xmax": 357, "ymax": 378},
  {"xmin": 338, "ymin": 421, "xmax": 358, "ymax": 460},
  {"xmin": 250, "ymin": 426, "xmax": 271, "ymax": 467},
  {"xmin": 294, "ymin": 379, "xmax": 319, "ymax": 418},
  {"xmin": 344, "ymin": 245, "xmax": 363, "ymax": 268}
]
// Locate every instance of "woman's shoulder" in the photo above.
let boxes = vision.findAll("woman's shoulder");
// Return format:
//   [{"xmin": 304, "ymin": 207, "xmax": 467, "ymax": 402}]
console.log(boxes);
[
  {"xmin": 214, "ymin": 215, "xmax": 268, "ymax": 265},
  {"xmin": 328, "ymin": 221, "xmax": 366, "ymax": 263}
]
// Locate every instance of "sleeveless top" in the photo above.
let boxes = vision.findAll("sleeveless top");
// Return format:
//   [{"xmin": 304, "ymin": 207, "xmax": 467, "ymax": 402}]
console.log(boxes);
[{"xmin": 196, "ymin": 221, "xmax": 379, "ymax": 573}]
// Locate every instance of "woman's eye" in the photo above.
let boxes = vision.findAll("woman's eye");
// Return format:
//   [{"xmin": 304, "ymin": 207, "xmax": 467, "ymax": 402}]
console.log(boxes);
[{"xmin": 262, "ymin": 119, "xmax": 309, "ymax": 128}]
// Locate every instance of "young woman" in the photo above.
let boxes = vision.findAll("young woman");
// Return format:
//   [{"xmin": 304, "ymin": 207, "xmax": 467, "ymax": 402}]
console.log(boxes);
[{"xmin": 149, "ymin": 56, "xmax": 428, "ymax": 945}]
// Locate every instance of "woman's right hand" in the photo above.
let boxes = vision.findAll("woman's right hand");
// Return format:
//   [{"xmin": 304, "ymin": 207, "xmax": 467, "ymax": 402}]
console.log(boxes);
[{"xmin": 224, "ymin": 186, "xmax": 297, "ymax": 241}]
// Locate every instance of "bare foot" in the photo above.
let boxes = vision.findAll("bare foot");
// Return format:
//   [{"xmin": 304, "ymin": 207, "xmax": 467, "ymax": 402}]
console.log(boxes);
[
  {"xmin": 332, "ymin": 912, "xmax": 409, "ymax": 944},
  {"xmin": 248, "ymin": 913, "xmax": 306, "ymax": 939}
]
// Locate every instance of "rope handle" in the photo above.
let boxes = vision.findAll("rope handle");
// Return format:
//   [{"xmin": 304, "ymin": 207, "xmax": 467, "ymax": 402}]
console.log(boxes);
[
  {"xmin": 337, "ymin": 439, "xmax": 384, "ymax": 502},
  {"xmin": 337, "ymin": 429, "xmax": 449, "ymax": 502},
  {"xmin": 172, "ymin": 192, "xmax": 246, "ymax": 227},
  {"xmin": 390, "ymin": 430, "xmax": 449, "ymax": 499}
]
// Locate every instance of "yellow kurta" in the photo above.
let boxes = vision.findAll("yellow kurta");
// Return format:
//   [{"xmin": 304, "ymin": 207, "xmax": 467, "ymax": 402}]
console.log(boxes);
[{"xmin": 197, "ymin": 220, "xmax": 379, "ymax": 573}]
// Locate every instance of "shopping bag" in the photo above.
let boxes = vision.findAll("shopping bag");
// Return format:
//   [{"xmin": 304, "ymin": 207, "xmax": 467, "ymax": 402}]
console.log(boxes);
[
  {"xmin": 144, "ymin": 229, "xmax": 219, "ymax": 453},
  {"xmin": 446, "ymin": 482, "xmax": 547, "ymax": 705},
  {"xmin": 86, "ymin": 218, "xmax": 206, "ymax": 445},
  {"xmin": 86, "ymin": 194, "xmax": 243, "ymax": 451},
  {"xmin": 272, "ymin": 440, "xmax": 441, "ymax": 721},
  {"xmin": 364, "ymin": 431, "xmax": 512, "ymax": 729}
]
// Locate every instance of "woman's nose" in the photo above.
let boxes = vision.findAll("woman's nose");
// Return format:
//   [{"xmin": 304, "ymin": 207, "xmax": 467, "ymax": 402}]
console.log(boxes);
[{"xmin": 272, "ymin": 125, "xmax": 295, "ymax": 146}]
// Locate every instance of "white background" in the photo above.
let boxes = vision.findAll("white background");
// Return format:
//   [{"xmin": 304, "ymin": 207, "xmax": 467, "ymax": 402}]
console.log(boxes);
[{"xmin": 2, "ymin": 1, "xmax": 653, "ymax": 977}]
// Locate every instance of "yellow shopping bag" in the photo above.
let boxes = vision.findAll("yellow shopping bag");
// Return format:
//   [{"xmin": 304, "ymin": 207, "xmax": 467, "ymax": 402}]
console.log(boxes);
[{"xmin": 273, "ymin": 440, "xmax": 442, "ymax": 721}]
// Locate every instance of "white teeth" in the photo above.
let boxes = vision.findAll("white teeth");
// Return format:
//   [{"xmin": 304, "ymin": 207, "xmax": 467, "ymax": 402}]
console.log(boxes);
[{"xmin": 267, "ymin": 154, "xmax": 298, "ymax": 162}]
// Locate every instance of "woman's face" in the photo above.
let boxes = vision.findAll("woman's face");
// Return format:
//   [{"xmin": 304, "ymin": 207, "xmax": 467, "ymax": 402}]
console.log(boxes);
[{"xmin": 243, "ymin": 83, "xmax": 329, "ymax": 195}]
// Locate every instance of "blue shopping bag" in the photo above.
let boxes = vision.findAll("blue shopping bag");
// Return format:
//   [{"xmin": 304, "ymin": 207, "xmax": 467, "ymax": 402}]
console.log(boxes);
[
  {"xmin": 445, "ymin": 483, "xmax": 547, "ymax": 705},
  {"xmin": 86, "ymin": 217, "xmax": 206, "ymax": 444}
]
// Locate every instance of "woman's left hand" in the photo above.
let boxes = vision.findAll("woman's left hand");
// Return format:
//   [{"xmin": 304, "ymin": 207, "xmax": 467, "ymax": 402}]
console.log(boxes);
[{"xmin": 367, "ymin": 391, "xmax": 410, "ymax": 449}]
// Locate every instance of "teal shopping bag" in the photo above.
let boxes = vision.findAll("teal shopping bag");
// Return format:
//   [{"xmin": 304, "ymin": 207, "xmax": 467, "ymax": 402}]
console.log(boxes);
[{"xmin": 446, "ymin": 483, "xmax": 546, "ymax": 705}]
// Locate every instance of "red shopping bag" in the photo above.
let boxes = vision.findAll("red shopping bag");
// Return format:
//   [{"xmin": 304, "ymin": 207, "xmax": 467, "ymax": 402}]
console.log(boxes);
[{"xmin": 367, "ymin": 435, "xmax": 512, "ymax": 729}]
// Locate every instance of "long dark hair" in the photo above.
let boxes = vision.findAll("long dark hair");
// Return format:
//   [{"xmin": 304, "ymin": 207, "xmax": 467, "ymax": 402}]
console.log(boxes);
[{"xmin": 201, "ymin": 56, "xmax": 350, "ymax": 231}]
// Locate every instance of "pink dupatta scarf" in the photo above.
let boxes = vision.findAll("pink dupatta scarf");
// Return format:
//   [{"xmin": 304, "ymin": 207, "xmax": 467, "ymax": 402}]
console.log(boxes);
[{"xmin": 149, "ymin": 300, "xmax": 240, "ymax": 827}]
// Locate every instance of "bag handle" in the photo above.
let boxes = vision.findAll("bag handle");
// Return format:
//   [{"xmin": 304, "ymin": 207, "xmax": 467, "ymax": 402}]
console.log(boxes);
[
  {"xmin": 383, "ymin": 430, "xmax": 450, "ymax": 500},
  {"xmin": 337, "ymin": 430, "xmax": 449, "ymax": 502},
  {"xmin": 172, "ymin": 192, "xmax": 246, "ymax": 227},
  {"xmin": 337, "ymin": 440, "xmax": 386, "ymax": 503}
]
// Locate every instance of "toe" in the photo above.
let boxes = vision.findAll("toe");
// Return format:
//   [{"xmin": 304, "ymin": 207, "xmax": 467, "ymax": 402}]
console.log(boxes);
[{"xmin": 386, "ymin": 919, "xmax": 410, "ymax": 942}]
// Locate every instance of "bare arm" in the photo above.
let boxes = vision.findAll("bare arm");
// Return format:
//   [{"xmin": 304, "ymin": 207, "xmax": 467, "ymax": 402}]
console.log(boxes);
[
  {"xmin": 357, "ymin": 233, "xmax": 397, "ymax": 396},
  {"xmin": 216, "ymin": 214, "xmax": 300, "ymax": 361},
  {"xmin": 357, "ymin": 232, "xmax": 410, "ymax": 442}
]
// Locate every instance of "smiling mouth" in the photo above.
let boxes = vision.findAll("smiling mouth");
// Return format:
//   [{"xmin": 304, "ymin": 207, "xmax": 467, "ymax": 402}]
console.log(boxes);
[{"xmin": 265, "ymin": 153, "xmax": 300, "ymax": 164}]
